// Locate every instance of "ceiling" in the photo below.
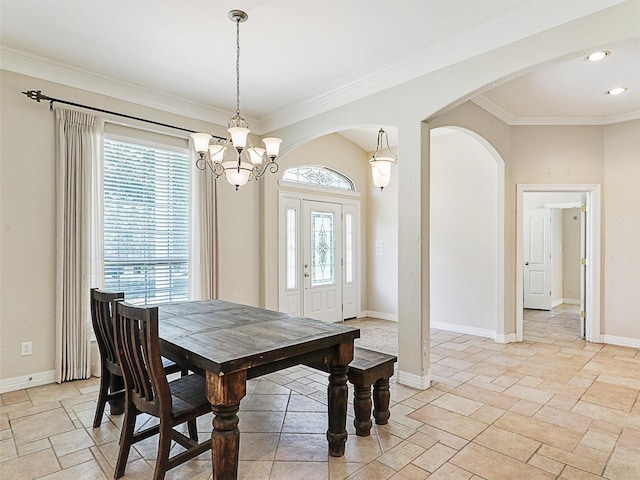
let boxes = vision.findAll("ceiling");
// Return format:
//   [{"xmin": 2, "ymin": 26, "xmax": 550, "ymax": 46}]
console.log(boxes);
[{"xmin": 1, "ymin": 1, "xmax": 638, "ymax": 152}]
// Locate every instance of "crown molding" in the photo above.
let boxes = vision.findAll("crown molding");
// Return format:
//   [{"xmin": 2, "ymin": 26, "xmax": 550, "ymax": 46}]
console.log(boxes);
[
  {"xmin": 259, "ymin": 0, "xmax": 627, "ymax": 131},
  {"xmin": 0, "ymin": 42, "xmax": 244, "ymax": 130},
  {"xmin": 472, "ymin": 96, "xmax": 640, "ymax": 126}
]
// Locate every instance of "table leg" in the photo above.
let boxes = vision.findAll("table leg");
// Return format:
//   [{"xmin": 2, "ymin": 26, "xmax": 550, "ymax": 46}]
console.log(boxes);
[
  {"xmin": 206, "ymin": 370, "xmax": 247, "ymax": 480},
  {"xmin": 327, "ymin": 364, "xmax": 349, "ymax": 456}
]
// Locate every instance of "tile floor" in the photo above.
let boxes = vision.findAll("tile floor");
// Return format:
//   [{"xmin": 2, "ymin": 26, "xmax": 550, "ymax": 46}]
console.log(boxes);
[{"xmin": 1, "ymin": 305, "xmax": 640, "ymax": 479}]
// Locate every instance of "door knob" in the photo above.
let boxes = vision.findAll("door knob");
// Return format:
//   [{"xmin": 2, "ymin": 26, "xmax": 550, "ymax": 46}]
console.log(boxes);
[
  {"xmin": 525, "ymin": 262, "xmax": 529, "ymax": 265},
  {"xmin": 304, "ymin": 273, "xmax": 309, "ymax": 277}
]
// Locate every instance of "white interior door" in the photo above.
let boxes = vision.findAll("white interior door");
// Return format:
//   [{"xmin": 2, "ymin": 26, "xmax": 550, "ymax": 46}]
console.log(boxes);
[
  {"xmin": 302, "ymin": 201, "xmax": 342, "ymax": 322},
  {"xmin": 524, "ymin": 208, "xmax": 552, "ymax": 310}
]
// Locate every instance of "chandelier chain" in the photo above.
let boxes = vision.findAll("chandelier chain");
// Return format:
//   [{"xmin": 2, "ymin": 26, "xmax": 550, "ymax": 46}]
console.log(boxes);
[{"xmin": 235, "ymin": 17, "xmax": 241, "ymax": 117}]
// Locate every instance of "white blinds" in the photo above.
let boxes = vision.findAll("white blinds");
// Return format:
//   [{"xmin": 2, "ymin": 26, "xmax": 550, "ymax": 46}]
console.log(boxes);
[{"xmin": 103, "ymin": 138, "xmax": 189, "ymax": 305}]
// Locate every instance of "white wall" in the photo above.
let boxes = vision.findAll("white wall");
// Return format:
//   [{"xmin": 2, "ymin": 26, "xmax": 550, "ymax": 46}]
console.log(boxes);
[{"xmin": 430, "ymin": 129, "xmax": 498, "ymax": 336}]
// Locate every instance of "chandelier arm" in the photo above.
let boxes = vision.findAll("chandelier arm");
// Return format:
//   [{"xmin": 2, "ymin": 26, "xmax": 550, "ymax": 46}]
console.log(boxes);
[
  {"xmin": 195, "ymin": 157, "xmax": 225, "ymax": 177},
  {"xmin": 252, "ymin": 160, "xmax": 280, "ymax": 180}
]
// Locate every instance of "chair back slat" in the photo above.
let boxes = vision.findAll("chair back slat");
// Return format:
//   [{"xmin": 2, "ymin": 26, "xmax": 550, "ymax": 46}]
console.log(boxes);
[
  {"xmin": 90, "ymin": 288, "xmax": 125, "ymax": 369},
  {"xmin": 115, "ymin": 302, "xmax": 171, "ymax": 416}
]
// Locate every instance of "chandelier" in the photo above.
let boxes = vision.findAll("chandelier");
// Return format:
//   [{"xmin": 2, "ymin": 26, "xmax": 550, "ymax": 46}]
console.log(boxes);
[
  {"xmin": 191, "ymin": 9, "xmax": 282, "ymax": 190},
  {"xmin": 369, "ymin": 128, "xmax": 397, "ymax": 190}
]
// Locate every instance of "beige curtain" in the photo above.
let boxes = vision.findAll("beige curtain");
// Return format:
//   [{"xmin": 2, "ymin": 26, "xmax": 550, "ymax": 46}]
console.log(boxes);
[
  {"xmin": 189, "ymin": 143, "xmax": 219, "ymax": 300},
  {"xmin": 55, "ymin": 108, "xmax": 104, "ymax": 383}
]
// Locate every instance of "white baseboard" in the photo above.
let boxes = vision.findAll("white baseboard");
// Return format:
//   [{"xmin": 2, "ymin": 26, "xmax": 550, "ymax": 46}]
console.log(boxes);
[
  {"xmin": 602, "ymin": 335, "xmax": 640, "ymax": 349},
  {"xmin": 431, "ymin": 321, "xmax": 496, "ymax": 340},
  {"xmin": 563, "ymin": 298, "xmax": 581, "ymax": 305},
  {"xmin": 495, "ymin": 332, "xmax": 517, "ymax": 344},
  {"xmin": 397, "ymin": 369, "xmax": 431, "ymax": 390},
  {"xmin": 0, "ymin": 370, "xmax": 56, "ymax": 394},
  {"xmin": 552, "ymin": 298, "xmax": 563, "ymax": 308},
  {"xmin": 360, "ymin": 310, "xmax": 398, "ymax": 322}
]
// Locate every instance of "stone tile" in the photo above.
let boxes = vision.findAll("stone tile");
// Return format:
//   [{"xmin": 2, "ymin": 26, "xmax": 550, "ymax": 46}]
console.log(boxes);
[
  {"xmin": 504, "ymin": 384, "xmax": 554, "ymax": 404},
  {"xmin": 388, "ymin": 463, "xmax": 429, "ymax": 480},
  {"xmin": 509, "ymin": 399, "xmax": 543, "ymax": 417},
  {"xmin": 57, "ymin": 447, "xmax": 94, "ymax": 469},
  {"xmin": 578, "ymin": 427, "xmax": 619, "ymax": 453},
  {"xmin": 431, "ymin": 393, "xmax": 483, "ymax": 417},
  {"xmin": 0, "ymin": 448, "xmax": 60, "ymax": 479},
  {"xmin": 49, "ymin": 427, "xmax": 95, "ymax": 457},
  {"xmin": 582, "ymin": 381, "xmax": 638, "ymax": 411},
  {"xmin": 426, "ymin": 462, "xmax": 473, "ymax": 480},
  {"xmin": 287, "ymin": 394, "xmax": 327, "ymax": 412},
  {"xmin": 10, "ymin": 407, "xmax": 75, "ymax": 445},
  {"xmin": 328, "ymin": 461, "xmax": 366, "ymax": 480},
  {"xmin": 15, "ymin": 437, "xmax": 50, "ymax": 457},
  {"xmin": 533, "ymin": 405, "xmax": 592, "ymax": 434},
  {"xmin": 474, "ymin": 426, "xmax": 540, "ymax": 462},
  {"xmin": 527, "ymin": 453, "xmax": 564, "ymax": 476},
  {"xmin": 412, "ymin": 443, "xmax": 457, "ymax": 473},
  {"xmin": 343, "ymin": 460, "xmax": 395, "ymax": 480},
  {"xmin": 450, "ymin": 384, "xmax": 519, "ymax": 410},
  {"xmin": 269, "ymin": 461, "xmax": 329, "ymax": 480},
  {"xmin": 0, "ymin": 437, "xmax": 17, "ymax": 462},
  {"xmin": 1, "ymin": 390, "xmax": 30, "ymax": 406},
  {"xmin": 238, "ymin": 460, "xmax": 273, "ymax": 480},
  {"xmin": 238, "ymin": 411, "xmax": 286, "ymax": 433},
  {"xmin": 408, "ymin": 405, "xmax": 487, "ymax": 440},
  {"xmin": 559, "ymin": 465, "xmax": 604, "ymax": 480},
  {"xmin": 537, "ymin": 444, "xmax": 605, "ymax": 475},
  {"xmin": 332, "ymin": 434, "xmax": 382, "ymax": 463},
  {"xmin": 450, "ymin": 443, "xmax": 555, "ymax": 480},
  {"xmin": 239, "ymin": 432, "xmax": 279, "ymax": 461},
  {"xmin": 603, "ymin": 445, "xmax": 640, "ymax": 480},
  {"xmin": 242, "ymin": 394, "xmax": 290, "ymax": 412},
  {"xmin": 493, "ymin": 411, "xmax": 583, "ymax": 451},
  {"xmin": 377, "ymin": 440, "xmax": 425, "ymax": 470},
  {"xmin": 469, "ymin": 405, "xmax": 504, "ymax": 424},
  {"xmin": 275, "ymin": 434, "xmax": 328, "ymax": 462},
  {"xmin": 282, "ymin": 412, "xmax": 326, "ymax": 434},
  {"xmin": 572, "ymin": 400, "xmax": 640, "ymax": 429}
]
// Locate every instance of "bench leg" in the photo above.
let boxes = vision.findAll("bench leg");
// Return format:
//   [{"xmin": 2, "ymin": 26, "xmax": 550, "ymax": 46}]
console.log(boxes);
[
  {"xmin": 372, "ymin": 377, "xmax": 391, "ymax": 425},
  {"xmin": 352, "ymin": 384, "xmax": 373, "ymax": 436}
]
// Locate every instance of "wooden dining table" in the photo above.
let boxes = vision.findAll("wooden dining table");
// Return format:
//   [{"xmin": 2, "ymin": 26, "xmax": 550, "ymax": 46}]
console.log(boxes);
[{"xmin": 156, "ymin": 299, "xmax": 360, "ymax": 480}]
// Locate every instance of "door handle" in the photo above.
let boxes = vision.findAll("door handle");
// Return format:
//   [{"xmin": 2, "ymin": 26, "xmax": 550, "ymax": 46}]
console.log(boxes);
[{"xmin": 525, "ymin": 262, "xmax": 529, "ymax": 265}]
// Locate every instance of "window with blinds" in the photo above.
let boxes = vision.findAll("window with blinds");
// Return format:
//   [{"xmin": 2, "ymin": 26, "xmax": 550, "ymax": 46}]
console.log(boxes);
[{"xmin": 103, "ymin": 138, "xmax": 189, "ymax": 305}]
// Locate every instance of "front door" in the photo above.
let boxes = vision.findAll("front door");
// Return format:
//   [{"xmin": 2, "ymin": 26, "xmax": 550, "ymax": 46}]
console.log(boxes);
[
  {"xmin": 302, "ymin": 201, "xmax": 343, "ymax": 322},
  {"xmin": 523, "ymin": 208, "xmax": 552, "ymax": 310}
]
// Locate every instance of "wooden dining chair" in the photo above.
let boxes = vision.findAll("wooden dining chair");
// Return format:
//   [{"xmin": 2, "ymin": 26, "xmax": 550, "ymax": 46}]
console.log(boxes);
[
  {"xmin": 113, "ymin": 301, "xmax": 211, "ymax": 480},
  {"xmin": 90, "ymin": 288, "xmax": 185, "ymax": 428}
]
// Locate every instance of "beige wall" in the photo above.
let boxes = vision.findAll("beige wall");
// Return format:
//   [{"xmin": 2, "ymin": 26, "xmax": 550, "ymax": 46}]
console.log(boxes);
[{"xmin": 603, "ymin": 120, "xmax": 640, "ymax": 341}]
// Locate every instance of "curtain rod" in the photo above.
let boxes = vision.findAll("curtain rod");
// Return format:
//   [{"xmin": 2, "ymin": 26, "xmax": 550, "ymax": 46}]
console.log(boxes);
[{"xmin": 21, "ymin": 89, "xmax": 227, "ymax": 141}]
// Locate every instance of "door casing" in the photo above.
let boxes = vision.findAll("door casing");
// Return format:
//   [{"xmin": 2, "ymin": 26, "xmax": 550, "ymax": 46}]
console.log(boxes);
[
  {"xmin": 278, "ymin": 188, "xmax": 361, "ymax": 321},
  {"xmin": 516, "ymin": 184, "xmax": 601, "ymax": 343}
]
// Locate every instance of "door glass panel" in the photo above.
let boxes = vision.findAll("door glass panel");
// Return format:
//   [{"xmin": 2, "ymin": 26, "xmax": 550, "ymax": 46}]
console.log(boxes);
[
  {"xmin": 311, "ymin": 211, "xmax": 334, "ymax": 285},
  {"xmin": 286, "ymin": 208, "xmax": 297, "ymax": 289},
  {"xmin": 345, "ymin": 213, "xmax": 354, "ymax": 283}
]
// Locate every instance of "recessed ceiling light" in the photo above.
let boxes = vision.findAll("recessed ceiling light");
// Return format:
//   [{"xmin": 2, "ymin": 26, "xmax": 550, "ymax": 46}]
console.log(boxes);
[
  {"xmin": 586, "ymin": 50, "xmax": 610, "ymax": 62},
  {"xmin": 607, "ymin": 87, "xmax": 628, "ymax": 95}
]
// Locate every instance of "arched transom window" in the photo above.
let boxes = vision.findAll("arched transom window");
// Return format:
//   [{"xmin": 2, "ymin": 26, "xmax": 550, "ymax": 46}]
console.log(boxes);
[{"xmin": 282, "ymin": 165, "xmax": 355, "ymax": 191}]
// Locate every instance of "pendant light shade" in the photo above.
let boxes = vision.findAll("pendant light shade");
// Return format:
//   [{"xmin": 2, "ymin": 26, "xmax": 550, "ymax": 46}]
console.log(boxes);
[{"xmin": 369, "ymin": 129, "xmax": 397, "ymax": 191}]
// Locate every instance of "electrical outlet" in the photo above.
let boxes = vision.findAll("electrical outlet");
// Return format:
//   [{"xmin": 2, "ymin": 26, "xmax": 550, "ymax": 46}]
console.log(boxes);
[{"xmin": 21, "ymin": 341, "xmax": 32, "ymax": 356}]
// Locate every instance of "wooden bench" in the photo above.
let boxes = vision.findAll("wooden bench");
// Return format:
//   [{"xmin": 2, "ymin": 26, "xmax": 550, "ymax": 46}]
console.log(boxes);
[{"xmin": 306, "ymin": 346, "xmax": 397, "ymax": 436}]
